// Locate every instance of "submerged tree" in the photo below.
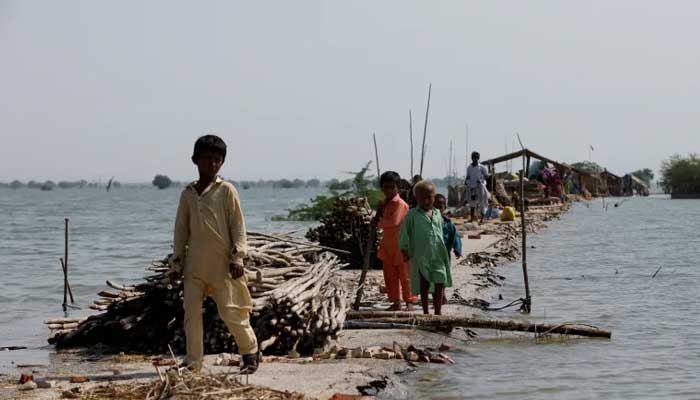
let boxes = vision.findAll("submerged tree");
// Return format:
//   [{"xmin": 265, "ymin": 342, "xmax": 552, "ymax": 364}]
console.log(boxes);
[
  {"xmin": 660, "ymin": 154, "xmax": 700, "ymax": 196},
  {"xmin": 305, "ymin": 179, "xmax": 321, "ymax": 188},
  {"xmin": 152, "ymin": 174, "xmax": 173, "ymax": 190}
]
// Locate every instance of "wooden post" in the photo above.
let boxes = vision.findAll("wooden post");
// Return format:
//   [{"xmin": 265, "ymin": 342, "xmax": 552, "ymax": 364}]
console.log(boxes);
[
  {"xmin": 449, "ymin": 140, "xmax": 454, "ymax": 185},
  {"xmin": 409, "ymin": 110, "xmax": 414, "ymax": 178},
  {"xmin": 525, "ymin": 155, "xmax": 531, "ymax": 178},
  {"xmin": 63, "ymin": 218, "xmax": 69, "ymax": 311},
  {"xmin": 520, "ymin": 154, "xmax": 531, "ymax": 313},
  {"xmin": 60, "ymin": 258, "xmax": 75, "ymax": 304},
  {"xmin": 353, "ymin": 223, "xmax": 378, "ymax": 311},
  {"xmin": 419, "ymin": 83, "xmax": 432, "ymax": 177},
  {"xmin": 373, "ymin": 133, "xmax": 381, "ymax": 181}
]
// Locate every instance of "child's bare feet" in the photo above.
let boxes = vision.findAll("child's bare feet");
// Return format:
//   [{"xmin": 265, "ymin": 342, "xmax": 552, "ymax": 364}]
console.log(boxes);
[
  {"xmin": 386, "ymin": 302, "xmax": 402, "ymax": 311},
  {"xmin": 405, "ymin": 303, "xmax": 415, "ymax": 311}
]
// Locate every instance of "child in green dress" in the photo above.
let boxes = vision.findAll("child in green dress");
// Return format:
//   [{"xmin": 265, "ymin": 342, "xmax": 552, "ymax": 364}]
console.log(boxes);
[{"xmin": 399, "ymin": 181, "xmax": 452, "ymax": 315}]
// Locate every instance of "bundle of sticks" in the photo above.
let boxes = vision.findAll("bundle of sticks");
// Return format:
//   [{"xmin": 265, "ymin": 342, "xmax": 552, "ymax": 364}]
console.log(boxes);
[
  {"xmin": 46, "ymin": 233, "xmax": 350, "ymax": 356},
  {"xmin": 305, "ymin": 197, "xmax": 379, "ymax": 268}
]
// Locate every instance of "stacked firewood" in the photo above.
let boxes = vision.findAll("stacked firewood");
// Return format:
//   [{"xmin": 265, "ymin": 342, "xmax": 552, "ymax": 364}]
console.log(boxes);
[
  {"xmin": 46, "ymin": 233, "xmax": 350, "ymax": 356},
  {"xmin": 305, "ymin": 197, "xmax": 379, "ymax": 268},
  {"xmin": 255, "ymin": 257, "xmax": 348, "ymax": 355}
]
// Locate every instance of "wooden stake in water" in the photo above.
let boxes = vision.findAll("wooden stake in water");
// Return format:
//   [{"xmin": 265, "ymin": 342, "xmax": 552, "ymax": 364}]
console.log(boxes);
[
  {"xmin": 63, "ymin": 218, "xmax": 69, "ymax": 311},
  {"xmin": 516, "ymin": 134, "xmax": 531, "ymax": 313},
  {"xmin": 60, "ymin": 258, "xmax": 74, "ymax": 304}
]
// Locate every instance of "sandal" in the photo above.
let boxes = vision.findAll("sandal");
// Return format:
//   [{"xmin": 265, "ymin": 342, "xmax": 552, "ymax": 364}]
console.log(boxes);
[{"xmin": 240, "ymin": 350, "xmax": 261, "ymax": 374}]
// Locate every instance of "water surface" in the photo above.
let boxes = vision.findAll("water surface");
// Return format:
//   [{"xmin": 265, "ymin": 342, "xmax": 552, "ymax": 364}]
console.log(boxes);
[
  {"xmin": 0, "ymin": 186, "xmax": 319, "ymax": 371},
  {"xmin": 409, "ymin": 196, "xmax": 699, "ymax": 399},
  {"xmin": 1, "ymin": 189, "xmax": 698, "ymax": 399}
]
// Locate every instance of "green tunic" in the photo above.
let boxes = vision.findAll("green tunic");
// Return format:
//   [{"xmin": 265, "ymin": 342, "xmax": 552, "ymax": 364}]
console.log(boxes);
[{"xmin": 399, "ymin": 207, "xmax": 452, "ymax": 293}]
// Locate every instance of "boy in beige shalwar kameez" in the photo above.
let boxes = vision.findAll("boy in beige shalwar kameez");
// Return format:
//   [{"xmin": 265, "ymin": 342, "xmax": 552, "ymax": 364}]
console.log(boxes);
[{"xmin": 171, "ymin": 135, "xmax": 259, "ymax": 373}]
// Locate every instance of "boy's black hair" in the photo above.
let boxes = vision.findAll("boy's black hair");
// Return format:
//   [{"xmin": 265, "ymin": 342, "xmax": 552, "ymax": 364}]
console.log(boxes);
[
  {"xmin": 435, "ymin": 193, "xmax": 447, "ymax": 202},
  {"xmin": 192, "ymin": 135, "xmax": 227, "ymax": 163},
  {"xmin": 471, "ymin": 151, "xmax": 480, "ymax": 159},
  {"xmin": 379, "ymin": 171, "xmax": 401, "ymax": 187}
]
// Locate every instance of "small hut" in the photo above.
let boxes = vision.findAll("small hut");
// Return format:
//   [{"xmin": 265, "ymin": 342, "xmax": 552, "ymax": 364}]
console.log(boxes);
[
  {"xmin": 481, "ymin": 148, "xmax": 585, "ymax": 202},
  {"xmin": 602, "ymin": 170, "xmax": 623, "ymax": 197},
  {"xmin": 621, "ymin": 174, "xmax": 650, "ymax": 197}
]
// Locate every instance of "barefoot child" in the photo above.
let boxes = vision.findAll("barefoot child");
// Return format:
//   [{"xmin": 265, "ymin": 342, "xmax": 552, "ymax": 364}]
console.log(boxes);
[
  {"xmin": 399, "ymin": 181, "xmax": 452, "ymax": 315},
  {"xmin": 170, "ymin": 135, "xmax": 259, "ymax": 373},
  {"xmin": 374, "ymin": 171, "xmax": 415, "ymax": 311},
  {"xmin": 435, "ymin": 193, "xmax": 462, "ymax": 304}
]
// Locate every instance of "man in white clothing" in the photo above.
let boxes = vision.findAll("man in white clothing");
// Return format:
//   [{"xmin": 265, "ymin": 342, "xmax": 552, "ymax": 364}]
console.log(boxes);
[{"xmin": 465, "ymin": 151, "xmax": 490, "ymax": 222}]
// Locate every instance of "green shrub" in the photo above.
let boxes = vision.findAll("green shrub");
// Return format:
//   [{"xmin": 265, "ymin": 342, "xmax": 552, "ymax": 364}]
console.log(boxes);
[
  {"xmin": 275, "ymin": 162, "xmax": 382, "ymax": 221},
  {"xmin": 660, "ymin": 154, "xmax": 700, "ymax": 194}
]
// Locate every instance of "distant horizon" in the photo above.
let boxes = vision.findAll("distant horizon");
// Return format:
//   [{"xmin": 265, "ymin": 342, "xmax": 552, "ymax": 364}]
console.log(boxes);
[{"xmin": 0, "ymin": 154, "xmax": 671, "ymax": 185}]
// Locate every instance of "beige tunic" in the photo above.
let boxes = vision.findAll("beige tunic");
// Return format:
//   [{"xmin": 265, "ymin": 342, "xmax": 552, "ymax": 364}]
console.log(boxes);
[
  {"xmin": 173, "ymin": 177, "xmax": 258, "ymax": 363},
  {"xmin": 174, "ymin": 177, "xmax": 248, "ymax": 283}
]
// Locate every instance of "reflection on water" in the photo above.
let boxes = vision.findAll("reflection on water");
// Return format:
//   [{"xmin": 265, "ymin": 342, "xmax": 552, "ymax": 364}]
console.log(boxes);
[{"xmin": 407, "ymin": 197, "xmax": 700, "ymax": 400}]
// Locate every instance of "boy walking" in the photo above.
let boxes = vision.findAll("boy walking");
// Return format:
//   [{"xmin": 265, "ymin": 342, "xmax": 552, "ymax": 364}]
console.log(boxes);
[
  {"xmin": 399, "ymin": 181, "xmax": 452, "ymax": 315},
  {"xmin": 171, "ymin": 135, "xmax": 259, "ymax": 373},
  {"xmin": 374, "ymin": 171, "xmax": 415, "ymax": 311}
]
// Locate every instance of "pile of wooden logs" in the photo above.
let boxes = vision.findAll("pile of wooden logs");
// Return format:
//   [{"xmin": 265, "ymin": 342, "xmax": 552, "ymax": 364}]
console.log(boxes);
[
  {"xmin": 46, "ymin": 233, "xmax": 350, "ymax": 356},
  {"xmin": 305, "ymin": 197, "xmax": 379, "ymax": 268},
  {"xmin": 255, "ymin": 256, "xmax": 348, "ymax": 355}
]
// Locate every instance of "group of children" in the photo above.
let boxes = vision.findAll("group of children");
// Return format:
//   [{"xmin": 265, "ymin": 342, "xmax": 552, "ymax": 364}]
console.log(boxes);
[
  {"xmin": 170, "ymin": 134, "xmax": 469, "ymax": 374},
  {"xmin": 375, "ymin": 171, "xmax": 462, "ymax": 315}
]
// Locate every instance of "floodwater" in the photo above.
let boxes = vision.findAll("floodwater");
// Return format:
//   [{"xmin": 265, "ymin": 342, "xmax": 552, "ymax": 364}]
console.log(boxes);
[
  {"xmin": 409, "ymin": 196, "xmax": 700, "ymax": 399},
  {"xmin": 1, "ymin": 189, "xmax": 698, "ymax": 399},
  {"xmin": 0, "ymin": 186, "xmax": 319, "ymax": 372}
]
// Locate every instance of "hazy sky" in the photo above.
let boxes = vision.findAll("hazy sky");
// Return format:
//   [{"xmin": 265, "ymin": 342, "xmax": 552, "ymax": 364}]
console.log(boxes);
[{"xmin": 1, "ymin": 1, "xmax": 698, "ymax": 182}]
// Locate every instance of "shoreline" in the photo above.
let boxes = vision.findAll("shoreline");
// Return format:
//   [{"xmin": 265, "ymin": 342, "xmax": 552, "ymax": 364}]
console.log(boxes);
[{"xmin": 0, "ymin": 203, "xmax": 572, "ymax": 400}]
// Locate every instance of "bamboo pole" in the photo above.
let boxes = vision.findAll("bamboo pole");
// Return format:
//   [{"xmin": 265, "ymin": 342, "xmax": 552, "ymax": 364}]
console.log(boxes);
[
  {"xmin": 373, "ymin": 133, "xmax": 381, "ymax": 179},
  {"xmin": 60, "ymin": 258, "xmax": 74, "ymax": 304},
  {"xmin": 465, "ymin": 123, "xmax": 469, "ymax": 172},
  {"xmin": 449, "ymin": 140, "xmax": 453, "ymax": 185},
  {"xmin": 516, "ymin": 135, "xmax": 531, "ymax": 313},
  {"xmin": 419, "ymin": 83, "xmax": 432, "ymax": 177},
  {"xmin": 345, "ymin": 313, "xmax": 611, "ymax": 338},
  {"xmin": 409, "ymin": 110, "xmax": 414, "ymax": 178},
  {"xmin": 63, "ymin": 218, "xmax": 69, "ymax": 311}
]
